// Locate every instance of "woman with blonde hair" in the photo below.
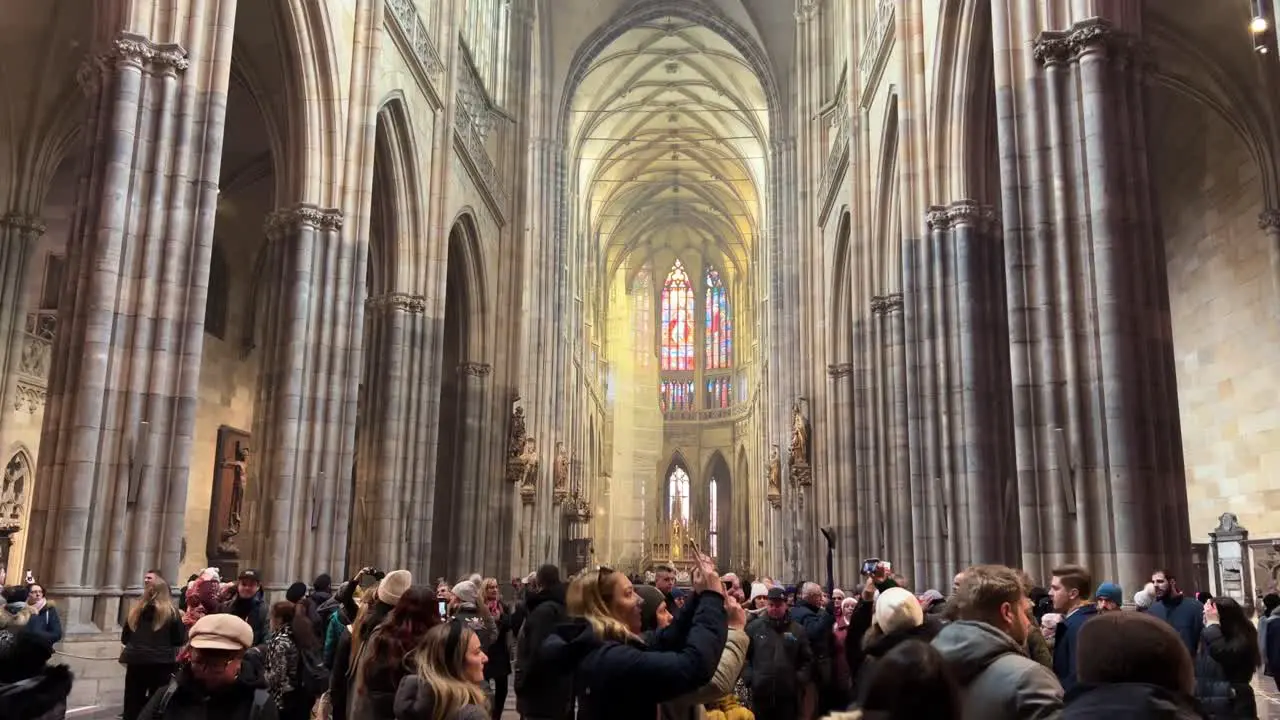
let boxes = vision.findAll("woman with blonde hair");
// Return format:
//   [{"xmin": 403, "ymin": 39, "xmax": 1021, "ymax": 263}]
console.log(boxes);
[
  {"xmin": 541, "ymin": 554, "xmax": 729, "ymax": 720},
  {"xmin": 120, "ymin": 578, "xmax": 187, "ymax": 720},
  {"xmin": 478, "ymin": 577, "xmax": 512, "ymax": 720},
  {"xmin": 394, "ymin": 622, "xmax": 490, "ymax": 720}
]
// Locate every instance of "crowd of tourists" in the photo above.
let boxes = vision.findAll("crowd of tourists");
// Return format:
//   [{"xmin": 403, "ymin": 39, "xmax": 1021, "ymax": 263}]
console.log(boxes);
[{"xmin": 1, "ymin": 552, "xmax": 1279, "ymax": 720}]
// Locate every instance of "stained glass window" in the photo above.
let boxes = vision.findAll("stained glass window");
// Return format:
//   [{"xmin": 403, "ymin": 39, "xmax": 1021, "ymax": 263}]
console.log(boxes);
[
  {"xmin": 632, "ymin": 269, "xmax": 652, "ymax": 368},
  {"xmin": 668, "ymin": 467, "xmax": 690, "ymax": 525},
  {"xmin": 705, "ymin": 377, "xmax": 731, "ymax": 409},
  {"xmin": 709, "ymin": 477, "xmax": 718, "ymax": 557},
  {"xmin": 661, "ymin": 380, "xmax": 696, "ymax": 413},
  {"xmin": 661, "ymin": 260, "xmax": 695, "ymax": 371},
  {"xmin": 705, "ymin": 267, "xmax": 731, "ymax": 369}
]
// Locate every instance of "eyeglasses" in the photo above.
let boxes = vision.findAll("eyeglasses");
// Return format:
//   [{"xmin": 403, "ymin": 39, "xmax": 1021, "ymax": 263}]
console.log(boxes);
[{"xmin": 190, "ymin": 653, "xmax": 237, "ymax": 670}]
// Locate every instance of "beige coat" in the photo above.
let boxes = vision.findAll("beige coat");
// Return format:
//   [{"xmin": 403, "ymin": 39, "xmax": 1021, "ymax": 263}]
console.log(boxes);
[{"xmin": 661, "ymin": 628, "xmax": 750, "ymax": 720}]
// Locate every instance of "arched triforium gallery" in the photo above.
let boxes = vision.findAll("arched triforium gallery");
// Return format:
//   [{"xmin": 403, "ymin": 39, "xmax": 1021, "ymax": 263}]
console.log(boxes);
[{"xmin": 4, "ymin": 0, "xmax": 1280, "ymax": 688}]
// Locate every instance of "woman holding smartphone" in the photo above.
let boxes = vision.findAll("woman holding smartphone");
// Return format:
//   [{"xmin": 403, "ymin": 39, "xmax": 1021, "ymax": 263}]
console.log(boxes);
[{"xmin": 540, "ymin": 551, "xmax": 729, "ymax": 720}]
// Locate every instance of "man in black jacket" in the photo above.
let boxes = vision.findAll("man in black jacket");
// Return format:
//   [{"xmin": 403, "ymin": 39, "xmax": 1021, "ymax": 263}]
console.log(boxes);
[
  {"xmin": 791, "ymin": 581, "xmax": 838, "ymax": 713},
  {"xmin": 744, "ymin": 587, "xmax": 812, "ymax": 720},
  {"xmin": 219, "ymin": 570, "xmax": 269, "ymax": 646},
  {"xmin": 515, "ymin": 564, "xmax": 573, "ymax": 720}
]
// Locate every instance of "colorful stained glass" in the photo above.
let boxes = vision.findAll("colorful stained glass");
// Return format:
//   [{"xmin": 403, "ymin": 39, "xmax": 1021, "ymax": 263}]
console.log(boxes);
[
  {"xmin": 669, "ymin": 467, "xmax": 690, "ymax": 525},
  {"xmin": 705, "ymin": 267, "xmax": 732, "ymax": 369},
  {"xmin": 709, "ymin": 477, "xmax": 718, "ymax": 557},
  {"xmin": 705, "ymin": 377, "xmax": 731, "ymax": 409},
  {"xmin": 661, "ymin": 261, "xmax": 695, "ymax": 371},
  {"xmin": 661, "ymin": 380, "xmax": 696, "ymax": 413},
  {"xmin": 632, "ymin": 269, "xmax": 652, "ymax": 367}
]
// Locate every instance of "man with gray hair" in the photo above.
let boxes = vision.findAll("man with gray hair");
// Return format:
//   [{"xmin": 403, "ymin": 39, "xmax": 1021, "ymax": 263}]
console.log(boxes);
[{"xmin": 790, "ymin": 581, "xmax": 838, "ymax": 713}]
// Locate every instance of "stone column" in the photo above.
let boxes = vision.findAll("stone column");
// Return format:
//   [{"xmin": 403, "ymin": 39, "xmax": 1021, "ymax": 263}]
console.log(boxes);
[
  {"xmin": 456, "ymin": 361, "xmax": 492, "ymax": 575},
  {"xmin": 0, "ymin": 214, "xmax": 46, "ymax": 419},
  {"xmin": 25, "ymin": 15, "xmax": 237, "ymax": 630},
  {"xmin": 1261, "ymin": 210, "xmax": 1280, "ymax": 311},
  {"xmin": 351, "ymin": 293, "xmax": 428, "ymax": 572},
  {"xmin": 247, "ymin": 205, "xmax": 359, "ymax": 589},
  {"xmin": 909, "ymin": 201, "xmax": 1016, "ymax": 576},
  {"xmin": 827, "ymin": 361, "xmax": 853, "ymax": 574},
  {"xmin": 995, "ymin": 9, "xmax": 1188, "ymax": 587}
]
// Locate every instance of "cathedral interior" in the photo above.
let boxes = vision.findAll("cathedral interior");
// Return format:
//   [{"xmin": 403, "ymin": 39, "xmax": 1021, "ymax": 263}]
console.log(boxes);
[{"xmin": 3, "ymin": 0, "xmax": 1280, "ymax": 703}]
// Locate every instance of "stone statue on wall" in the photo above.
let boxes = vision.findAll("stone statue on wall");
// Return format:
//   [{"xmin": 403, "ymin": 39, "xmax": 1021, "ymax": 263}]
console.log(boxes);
[
  {"xmin": 767, "ymin": 445, "xmax": 782, "ymax": 509},
  {"xmin": 507, "ymin": 401, "xmax": 527, "ymax": 461},
  {"xmin": 218, "ymin": 445, "xmax": 250, "ymax": 555},
  {"xmin": 516, "ymin": 437, "xmax": 540, "ymax": 505},
  {"xmin": 790, "ymin": 401, "xmax": 809, "ymax": 468},
  {"xmin": 553, "ymin": 441, "xmax": 569, "ymax": 505}
]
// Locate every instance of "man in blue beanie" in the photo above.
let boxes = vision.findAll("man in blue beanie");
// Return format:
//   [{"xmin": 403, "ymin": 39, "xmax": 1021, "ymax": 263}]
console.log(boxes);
[{"xmin": 1094, "ymin": 582, "xmax": 1123, "ymax": 612}]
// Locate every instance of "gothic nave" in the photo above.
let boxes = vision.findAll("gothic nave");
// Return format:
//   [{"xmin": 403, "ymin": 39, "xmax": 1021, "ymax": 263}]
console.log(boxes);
[{"xmin": 2, "ymin": 0, "xmax": 1280, "ymax": 708}]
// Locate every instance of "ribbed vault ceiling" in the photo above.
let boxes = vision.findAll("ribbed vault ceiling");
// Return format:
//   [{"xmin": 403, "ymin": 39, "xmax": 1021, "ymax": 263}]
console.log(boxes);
[{"xmin": 570, "ymin": 17, "xmax": 769, "ymax": 276}]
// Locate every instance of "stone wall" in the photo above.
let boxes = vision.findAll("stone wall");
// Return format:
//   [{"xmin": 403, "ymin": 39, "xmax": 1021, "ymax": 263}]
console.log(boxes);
[{"xmin": 1159, "ymin": 88, "xmax": 1280, "ymax": 541}]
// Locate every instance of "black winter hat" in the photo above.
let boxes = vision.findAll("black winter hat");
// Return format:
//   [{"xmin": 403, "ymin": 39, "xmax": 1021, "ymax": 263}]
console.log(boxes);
[{"xmin": 286, "ymin": 582, "xmax": 308, "ymax": 604}]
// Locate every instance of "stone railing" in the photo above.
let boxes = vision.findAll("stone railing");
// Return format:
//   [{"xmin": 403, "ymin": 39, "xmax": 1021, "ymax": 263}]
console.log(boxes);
[
  {"xmin": 859, "ymin": 0, "xmax": 895, "ymax": 105},
  {"xmin": 454, "ymin": 91, "xmax": 510, "ymax": 216},
  {"xmin": 385, "ymin": 0, "xmax": 445, "ymax": 84},
  {"xmin": 663, "ymin": 403, "xmax": 751, "ymax": 423},
  {"xmin": 817, "ymin": 100, "xmax": 850, "ymax": 217}
]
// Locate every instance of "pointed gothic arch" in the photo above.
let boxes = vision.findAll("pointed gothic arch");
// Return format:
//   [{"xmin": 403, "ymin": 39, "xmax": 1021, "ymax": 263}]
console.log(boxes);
[
  {"xmin": 430, "ymin": 212, "xmax": 489, "ymax": 578},
  {"xmin": 703, "ymin": 450, "xmax": 732, "ymax": 566},
  {"xmin": 661, "ymin": 451, "xmax": 693, "ymax": 526}
]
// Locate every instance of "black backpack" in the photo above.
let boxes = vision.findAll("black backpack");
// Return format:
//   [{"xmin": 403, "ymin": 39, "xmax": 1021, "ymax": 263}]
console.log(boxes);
[{"xmin": 296, "ymin": 647, "xmax": 329, "ymax": 696}]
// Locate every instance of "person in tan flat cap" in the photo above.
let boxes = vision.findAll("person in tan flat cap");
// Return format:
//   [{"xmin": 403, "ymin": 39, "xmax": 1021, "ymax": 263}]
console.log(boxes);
[{"xmin": 136, "ymin": 613, "xmax": 277, "ymax": 719}]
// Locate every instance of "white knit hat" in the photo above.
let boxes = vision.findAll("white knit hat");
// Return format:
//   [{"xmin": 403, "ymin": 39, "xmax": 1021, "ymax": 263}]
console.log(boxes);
[
  {"xmin": 378, "ymin": 569, "xmax": 412, "ymax": 605},
  {"xmin": 748, "ymin": 582, "xmax": 769, "ymax": 603},
  {"xmin": 874, "ymin": 587, "xmax": 924, "ymax": 634},
  {"xmin": 1134, "ymin": 582, "xmax": 1155, "ymax": 609}
]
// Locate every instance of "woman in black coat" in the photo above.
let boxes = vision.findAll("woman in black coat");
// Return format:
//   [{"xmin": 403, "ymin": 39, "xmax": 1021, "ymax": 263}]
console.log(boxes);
[
  {"xmin": 480, "ymin": 578, "xmax": 512, "ymax": 720},
  {"xmin": 541, "ymin": 558, "xmax": 729, "ymax": 720},
  {"xmin": 851, "ymin": 588, "xmax": 941, "ymax": 700},
  {"xmin": 1194, "ymin": 597, "xmax": 1258, "ymax": 719},
  {"xmin": 120, "ymin": 580, "xmax": 187, "ymax": 720}
]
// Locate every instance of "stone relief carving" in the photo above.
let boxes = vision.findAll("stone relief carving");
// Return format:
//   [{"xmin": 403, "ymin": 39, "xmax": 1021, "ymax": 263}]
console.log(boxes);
[
  {"xmin": 767, "ymin": 445, "xmax": 782, "ymax": 509},
  {"xmin": 1214, "ymin": 512, "xmax": 1244, "ymax": 534},
  {"xmin": 0, "ymin": 454, "xmax": 28, "ymax": 532},
  {"xmin": 365, "ymin": 292, "xmax": 426, "ymax": 314},
  {"xmin": 13, "ymin": 383, "xmax": 46, "ymax": 415},
  {"xmin": 507, "ymin": 402, "xmax": 527, "ymax": 463},
  {"xmin": 552, "ymin": 441, "xmax": 569, "ymax": 505},
  {"xmin": 458, "ymin": 362, "xmax": 492, "ymax": 377}
]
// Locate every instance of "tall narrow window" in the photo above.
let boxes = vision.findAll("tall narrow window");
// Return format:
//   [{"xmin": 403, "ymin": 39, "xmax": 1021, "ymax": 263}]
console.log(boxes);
[
  {"xmin": 705, "ymin": 267, "xmax": 731, "ymax": 369},
  {"xmin": 668, "ymin": 466, "xmax": 690, "ymax": 525},
  {"xmin": 39, "ymin": 255, "xmax": 64, "ymax": 311},
  {"xmin": 632, "ymin": 269, "xmax": 652, "ymax": 368},
  {"xmin": 661, "ymin": 380, "xmax": 695, "ymax": 413},
  {"xmin": 705, "ymin": 377, "xmax": 731, "ymax": 409},
  {"xmin": 205, "ymin": 245, "xmax": 229, "ymax": 340},
  {"xmin": 709, "ymin": 477, "xmax": 718, "ymax": 557},
  {"xmin": 661, "ymin": 260, "xmax": 694, "ymax": 371}
]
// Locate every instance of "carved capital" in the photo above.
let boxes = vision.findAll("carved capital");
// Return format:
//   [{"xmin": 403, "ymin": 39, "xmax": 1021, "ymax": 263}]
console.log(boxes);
[
  {"xmin": 794, "ymin": 1, "xmax": 818, "ymax": 23},
  {"xmin": 365, "ymin": 292, "xmax": 427, "ymax": 314},
  {"xmin": 925, "ymin": 205, "xmax": 952, "ymax": 231},
  {"xmin": 112, "ymin": 33, "xmax": 155, "ymax": 68},
  {"xmin": 946, "ymin": 200, "xmax": 999, "ymax": 228},
  {"xmin": 264, "ymin": 205, "xmax": 344, "ymax": 237},
  {"xmin": 826, "ymin": 362, "xmax": 853, "ymax": 379},
  {"xmin": 1260, "ymin": 209, "xmax": 1280, "ymax": 232},
  {"xmin": 458, "ymin": 362, "xmax": 492, "ymax": 377},
  {"xmin": 0, "ymin": 213, "xmax": 47, "ymax": 237},
  {"xmin": 882, "ymin": 292, "xmax": 904, "ymax": 314},
  {"xmin": 1032, "ymin": 31, "xmax": 1072, "ymax": 66},
  {"xmin": 1068, "ymin": 17, "xmax": 1121, "ymax": 58},
  {"xmin": 152, "ymin": 44, "xmax": 191, "ymax": 72}
]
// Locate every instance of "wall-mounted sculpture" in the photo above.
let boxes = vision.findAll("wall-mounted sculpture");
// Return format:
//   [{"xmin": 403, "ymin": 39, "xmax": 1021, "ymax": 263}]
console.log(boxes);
[
  {"xmin": 206, "ymin": 427, "xmax": 250, "ymax": 576},
  {"xmin": 789, "ymin": 400, "xmax": 811, "ymax": 487},
  {"xmin": 553, "ymin": 441, "xmax": 569, "ymax": 505},
  {"xmin": 767, "ymin": 445, "xmax": 782, "ymax": 509}
]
